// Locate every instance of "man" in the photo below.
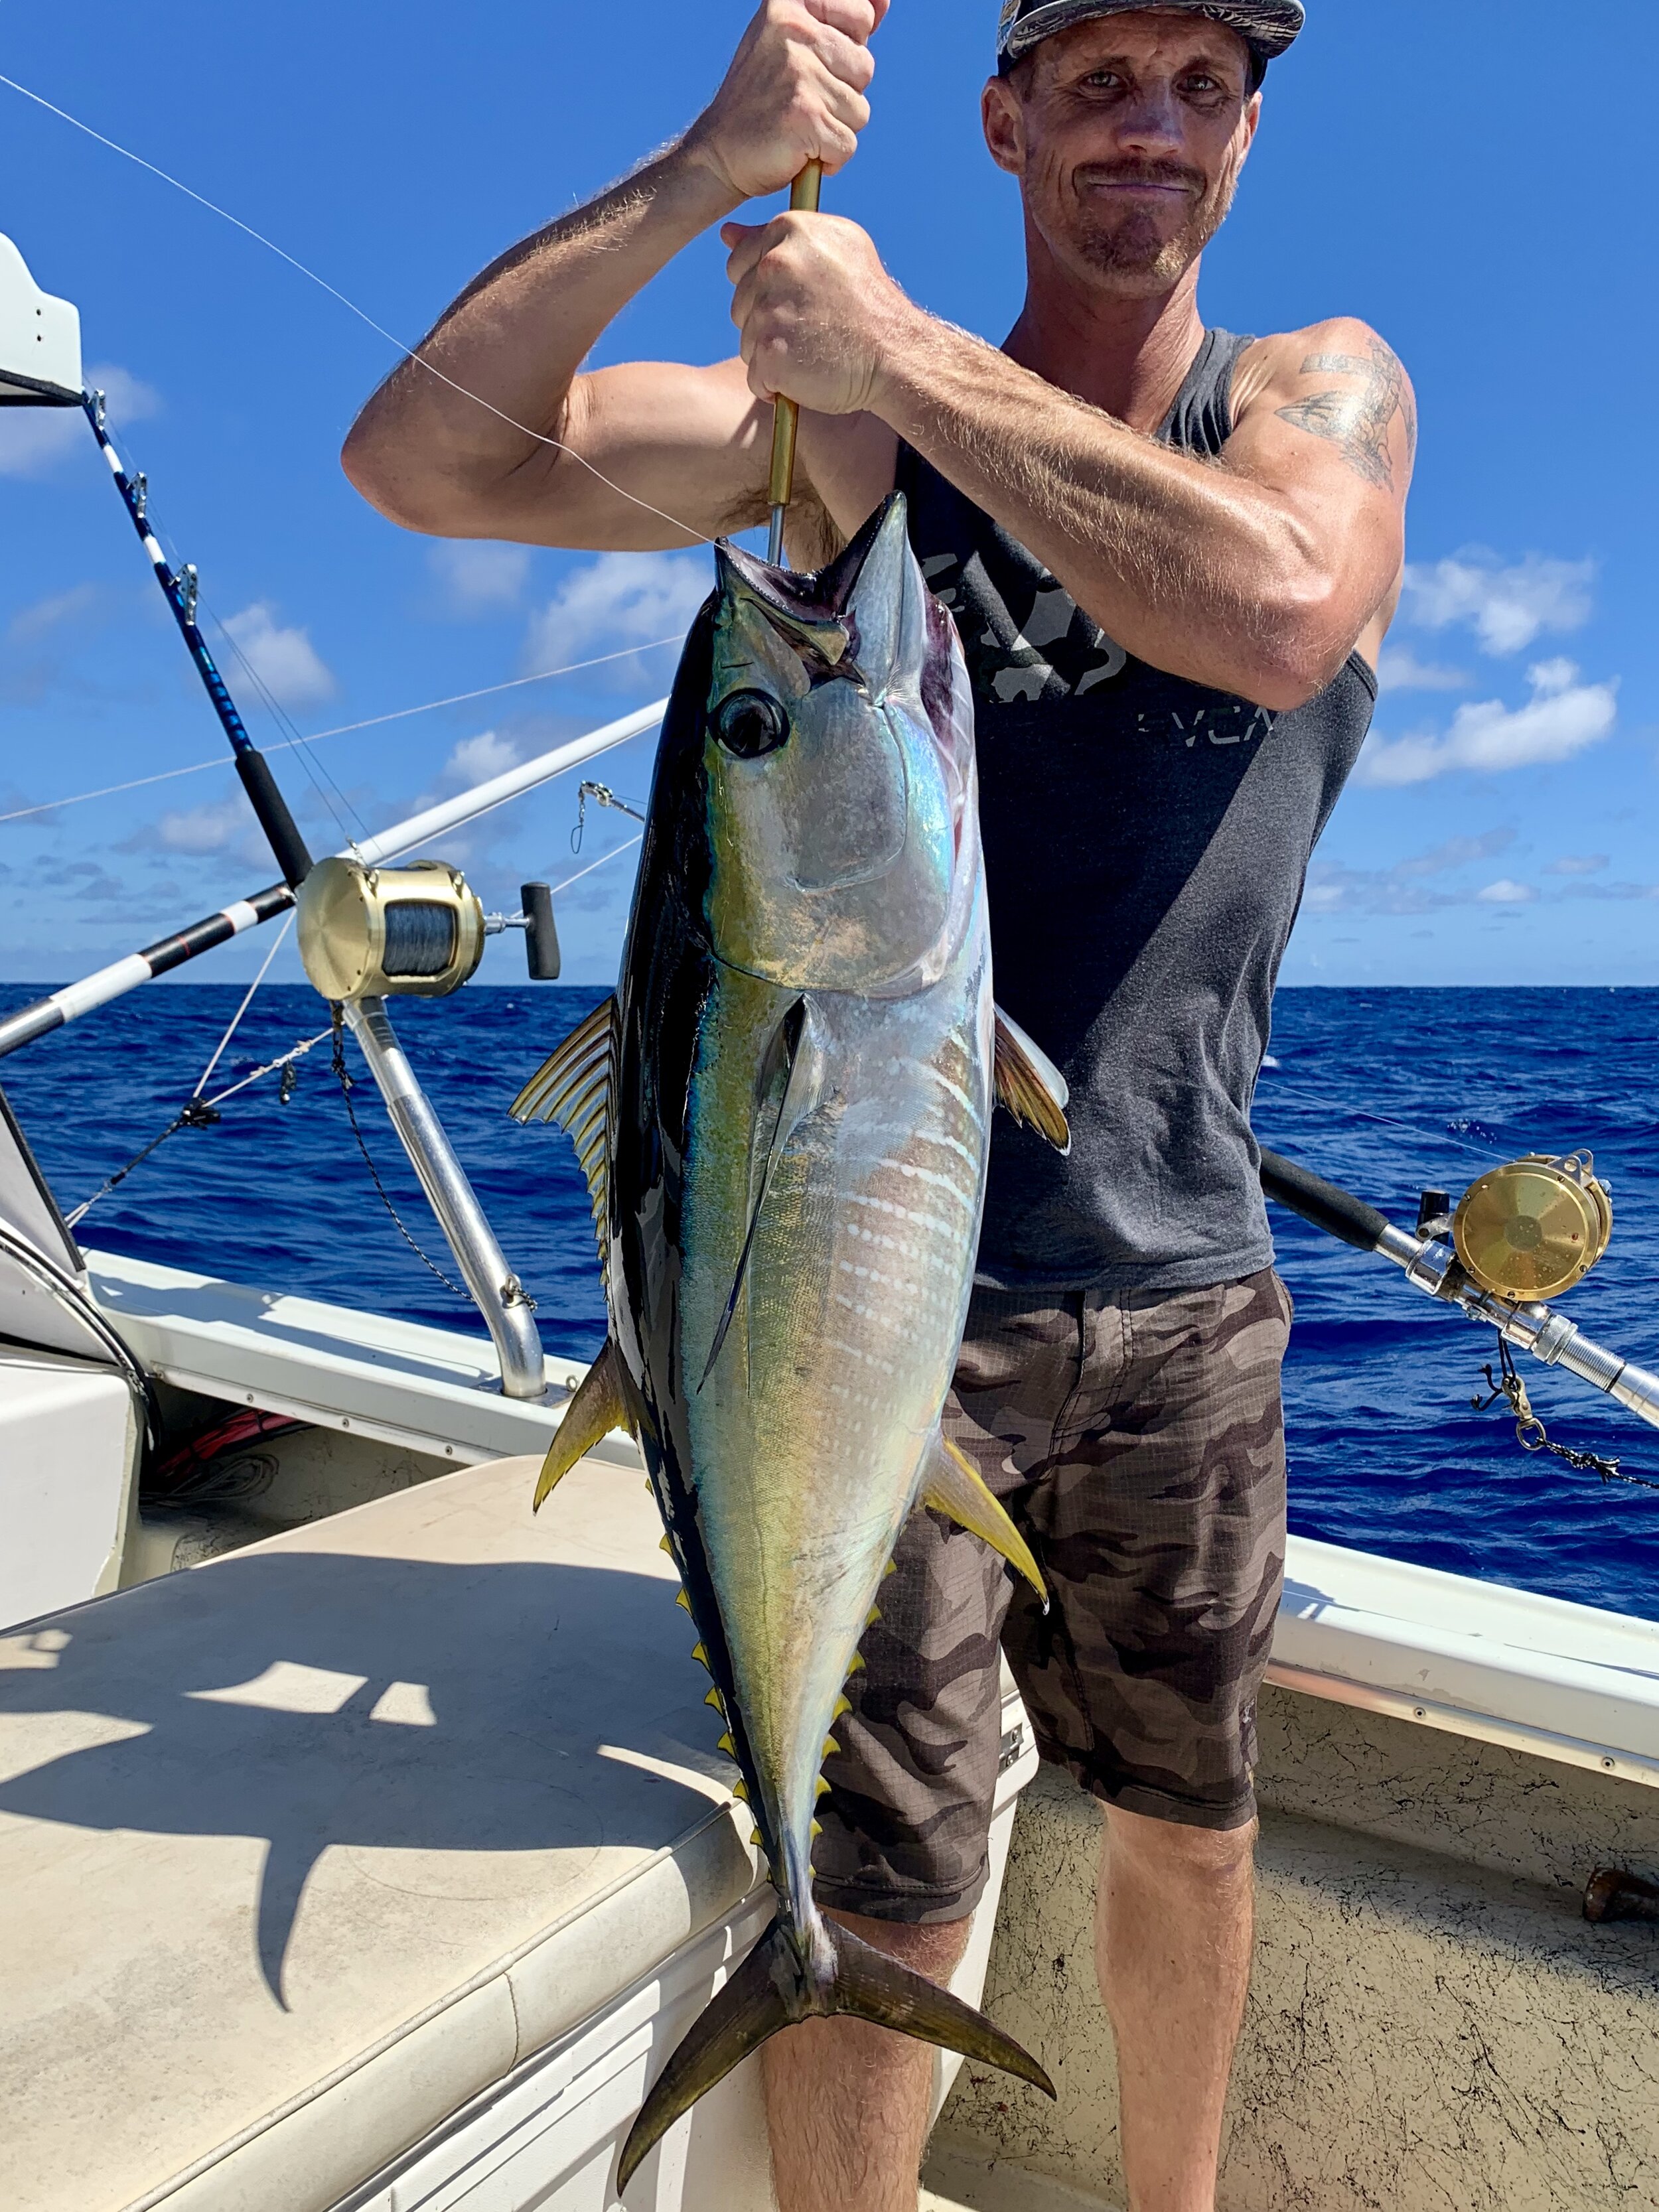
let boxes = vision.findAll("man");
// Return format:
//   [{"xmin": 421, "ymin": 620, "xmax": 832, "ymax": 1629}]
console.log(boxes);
[{"xmin": 342, "ymin": 3, "xmax": 1411, "ymax": 2206}]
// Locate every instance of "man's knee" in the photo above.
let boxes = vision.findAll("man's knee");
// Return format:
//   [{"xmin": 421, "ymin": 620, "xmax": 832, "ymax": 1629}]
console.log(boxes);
[
  {"xmin": 1102, "ymin": 1802, "xmax": 1258, "ymax": 1890},
  {"xmin": 827, "ymin": 1905, "xmax": 974, "ymax": 1981}
]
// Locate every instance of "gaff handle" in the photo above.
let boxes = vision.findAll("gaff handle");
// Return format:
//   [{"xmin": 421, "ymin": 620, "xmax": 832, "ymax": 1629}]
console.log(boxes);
[{"xmin": 766, "ymin": 161, "xmax": 824, "ymax": 562}]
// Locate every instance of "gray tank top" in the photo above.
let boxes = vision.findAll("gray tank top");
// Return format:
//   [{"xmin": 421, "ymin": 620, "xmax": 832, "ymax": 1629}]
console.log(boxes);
[{"xmin": 896, "ymin": 330, "xmax": 1377, "ymax": 1292}]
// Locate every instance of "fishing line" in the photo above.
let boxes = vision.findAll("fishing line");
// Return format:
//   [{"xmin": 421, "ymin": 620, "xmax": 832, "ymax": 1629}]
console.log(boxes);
[
  {"xmin": 0, "ymin": 69, "xmax": 717, "ymax": 547},
  {"xmin": 197, "ymin": 591, "xmax": 368, "ymax": 843},
  {"xmin": 192, "ymin": 912, "xmax": 294, "ymax": 1099},
  {"xmin": 0, "ymin": 637, "xmax": 680, "ymax": 826},
  {"xmin": 1262, "ymin": 1078, "xmax": 1510, "ymax": 1168}
]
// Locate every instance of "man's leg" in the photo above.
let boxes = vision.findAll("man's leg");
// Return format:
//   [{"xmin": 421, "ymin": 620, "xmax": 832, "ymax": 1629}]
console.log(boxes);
[
  {"xmin": 1096, "ymin": 1806, "xmax": 1256, "ymax": 2212},
  {"xmin": 761, "ymin": 1909, "xmax": 973, "ymax": 2212}
]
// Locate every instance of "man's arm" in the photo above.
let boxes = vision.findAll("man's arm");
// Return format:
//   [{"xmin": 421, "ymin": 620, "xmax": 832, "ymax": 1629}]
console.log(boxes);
[
  {"xmin": 725, "ymin": 218, "xmax": 1413, "ymax": 711},
  {"xmin": 340, "ymin": 0, "xmax": 887, "ymax": 553}
]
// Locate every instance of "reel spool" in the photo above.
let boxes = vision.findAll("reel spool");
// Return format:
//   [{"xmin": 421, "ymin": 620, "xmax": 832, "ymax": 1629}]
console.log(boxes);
[
  {"xmin": 297, "ymin": 858, "xmax": 485, "ymax": 1002},
  {"xmin": 1453, "ymin": 1152, "xmax": 1613, "ymax": 1302}
]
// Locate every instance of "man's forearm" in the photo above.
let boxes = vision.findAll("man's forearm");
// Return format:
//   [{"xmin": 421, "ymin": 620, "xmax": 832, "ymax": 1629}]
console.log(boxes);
[
  {"xmin": 871, "ymin": 310, "xmax": 1339, "ymax": 709},
  {"xmin": 344, "ymin": 143, "xmax": 739, "ymax": 523}
]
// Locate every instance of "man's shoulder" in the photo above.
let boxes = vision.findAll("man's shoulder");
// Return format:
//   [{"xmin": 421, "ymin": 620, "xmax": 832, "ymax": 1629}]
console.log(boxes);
[{"xmin": 1231, "ymin": 317, "xmax": 1413, "ymax": 420}]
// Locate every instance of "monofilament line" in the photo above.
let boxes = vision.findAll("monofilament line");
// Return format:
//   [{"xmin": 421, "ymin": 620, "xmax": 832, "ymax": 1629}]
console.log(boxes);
[{"xmin": 0, "ymin": 70, "xmax": 716, "ymax": 547}]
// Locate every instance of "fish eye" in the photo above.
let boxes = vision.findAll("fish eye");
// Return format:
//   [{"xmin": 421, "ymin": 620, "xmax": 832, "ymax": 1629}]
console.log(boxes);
[{"xmin": 714, "ymin": 689, "xmax": 790, "ymax": 760}]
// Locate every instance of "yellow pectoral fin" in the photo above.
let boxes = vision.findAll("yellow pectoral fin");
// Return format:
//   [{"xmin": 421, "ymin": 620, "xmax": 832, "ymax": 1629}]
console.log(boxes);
[
  {"xmin": 922, "ymin": 1435, "xmax": 1048, "ymax": 1604},
  {"xmin": 533, "ymin": 1338, "xmax": 633, "ymax": 1511}
]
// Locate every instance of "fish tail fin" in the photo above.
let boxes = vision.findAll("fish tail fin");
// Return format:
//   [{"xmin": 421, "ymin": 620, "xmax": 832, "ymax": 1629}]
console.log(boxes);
[{"xmin": 616, "ymin": 1913, "xmax": 1052, "ymax": 2189}]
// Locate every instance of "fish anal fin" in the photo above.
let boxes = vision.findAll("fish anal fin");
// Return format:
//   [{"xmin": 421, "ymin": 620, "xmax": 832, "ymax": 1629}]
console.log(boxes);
[
  {"xmin": 616, "ymin": 1913, "xmax": 1052, "ymax": 2191},
  {"xmin": 993, "ymin": 1007, "xmax": 1071, "ymax": 1155},
  {"xmin": 533, "ymin": 1340, "xmax": 632, "ymax": 1511},
  {"xmin": 922, "ymin": 1434, "xmax": 1048, "ymax": 1604}
]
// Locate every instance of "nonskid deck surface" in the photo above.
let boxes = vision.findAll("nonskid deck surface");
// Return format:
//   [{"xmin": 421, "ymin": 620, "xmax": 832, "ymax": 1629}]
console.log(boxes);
[{"xmin": 922, "ymin": 2143, "xmax": 1119, "ymax": 2212}]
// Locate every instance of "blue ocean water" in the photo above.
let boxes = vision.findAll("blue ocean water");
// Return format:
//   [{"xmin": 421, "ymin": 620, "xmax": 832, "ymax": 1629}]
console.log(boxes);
[{"xmin": 2, "ymin": 981, "xmax": 1656, "ymax": 1622}]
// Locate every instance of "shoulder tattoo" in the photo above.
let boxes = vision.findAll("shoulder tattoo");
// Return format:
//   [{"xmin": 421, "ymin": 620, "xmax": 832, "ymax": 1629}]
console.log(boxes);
[{"xmin": 1274, "ymin": 333, "xmax": 1417, "ymax": 490}]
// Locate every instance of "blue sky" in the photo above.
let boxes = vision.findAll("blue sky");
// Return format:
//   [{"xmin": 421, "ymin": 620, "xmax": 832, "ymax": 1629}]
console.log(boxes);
[{"xmin": 1, "ymin": 0, "xmax": 1654, "ymax": 989}]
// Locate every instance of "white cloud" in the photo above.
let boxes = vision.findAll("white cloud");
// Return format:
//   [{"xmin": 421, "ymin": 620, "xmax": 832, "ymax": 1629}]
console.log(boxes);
[
  {"xmin": 222, "ymin": 602, "xmax": 336, "ymax": 708},
  {"xmin": 7, "ymin": 583, "xmax": 99, "ymax": 642},
  {"xmin": 525, "ymin": 551, "xmax": 709, "ymax": 678},
  {"xmin": 1306, "ymin": 829, "xmax": 1516, "ymax": 917},
  {"xmin": 1376, "ymin": 644, "xmax": 1469, "ymax": 693},
  {"xmin": 1477, "ymin": 879, "xmax": 1539, "ymax": 905},
  {"xmin": 0, "ymin": 364, "xmax": 159, "ymax": 478},
  {"xmin": 1357, "ymin": 660, "xmax": 1617, "ymax": 788},
  {"xmin": 443, "ymin": 730, "xmax": 519, "ymax": 786},
  {"xmin": 1546, "ymin": 854, "xmax": 1609, "ymax": 877},
  {"xmin": 133, "ymin": 796, "xmax": 255, "ymax": 856},
  {"xmin": 430, "ymin": 542, "xmax": 532, "ymax": 614},
  {"xmin": 1401, "ymin": 553, "xmax": 1595, "ymax": 656}
]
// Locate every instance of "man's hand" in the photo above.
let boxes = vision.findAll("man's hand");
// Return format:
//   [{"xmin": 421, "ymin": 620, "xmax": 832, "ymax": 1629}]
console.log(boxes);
[
  {"xmin": 684, "ymin": 0, "xmax": 889, "ymax": 208},
  {"xmin": 723, "ymin": 209, "xmax": 912, "ymax": 415}
]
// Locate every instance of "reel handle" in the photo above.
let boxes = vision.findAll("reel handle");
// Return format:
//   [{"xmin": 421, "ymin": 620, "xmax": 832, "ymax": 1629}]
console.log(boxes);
[{"xmin": 520, "ymin": 883, "xmax": 562, "ymax": 981}]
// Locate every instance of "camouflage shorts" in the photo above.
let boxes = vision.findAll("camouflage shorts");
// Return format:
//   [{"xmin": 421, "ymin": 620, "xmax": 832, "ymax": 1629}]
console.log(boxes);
[{"xmin": 814, "ymin": 1270, "xmax": 1291, "ymax": 1925}]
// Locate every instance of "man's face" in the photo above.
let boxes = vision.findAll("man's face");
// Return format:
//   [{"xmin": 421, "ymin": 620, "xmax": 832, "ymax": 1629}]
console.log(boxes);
[{"xmin": 983, "ymin": 12, "xmax": 1261, "ymax": 295}]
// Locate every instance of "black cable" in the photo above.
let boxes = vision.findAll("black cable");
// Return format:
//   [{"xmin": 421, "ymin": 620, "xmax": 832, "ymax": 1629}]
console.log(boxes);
[{"xmin": 328, "ymin": 1008, "xmax": 467, "ymax": 1299}]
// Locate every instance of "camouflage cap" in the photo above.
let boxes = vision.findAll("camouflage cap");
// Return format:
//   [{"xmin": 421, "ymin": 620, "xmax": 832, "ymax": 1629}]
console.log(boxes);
[{"xmin": 997, "ymin": 0, "xmax": 1305, "ymax": 73}]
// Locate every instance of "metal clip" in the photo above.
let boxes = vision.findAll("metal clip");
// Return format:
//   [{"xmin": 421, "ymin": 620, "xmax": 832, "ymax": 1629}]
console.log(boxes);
[
  {"xmin": 177, "ymin": 563, "xmax": 199, "ymax": 626},
  {"xmin": 91, "ymin": 388, "xmax": 107, "ymax": 432},
  {"xmin": 133, "ymin": 472, "xmax": 147, "ymax": 524}
]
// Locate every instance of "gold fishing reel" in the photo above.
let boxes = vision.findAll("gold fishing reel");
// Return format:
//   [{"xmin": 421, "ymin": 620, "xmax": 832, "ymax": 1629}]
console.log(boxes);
[
  {"xmin": 1453, "ymin": 1152, "xmax": 1613, "ymax": 1302},
  {"xmin": 297, "ymin": 857, "xmax": 485, "ymax": 1002}
]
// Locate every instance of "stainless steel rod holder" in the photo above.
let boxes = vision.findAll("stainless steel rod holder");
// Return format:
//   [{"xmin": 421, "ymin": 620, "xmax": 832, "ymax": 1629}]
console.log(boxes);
[{"xmin": 345, "ymin": 998, "xmax": 547, "ymax": 1401}]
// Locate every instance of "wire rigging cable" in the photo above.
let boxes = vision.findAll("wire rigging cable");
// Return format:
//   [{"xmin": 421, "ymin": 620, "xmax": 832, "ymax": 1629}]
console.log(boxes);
[
  {"xmin": 0, "ymin": 69, "xmax": 717, "ymax": 547},
  {"xmin": 0, "ymin": 636, "xmax": 682, "ymax": 827}
]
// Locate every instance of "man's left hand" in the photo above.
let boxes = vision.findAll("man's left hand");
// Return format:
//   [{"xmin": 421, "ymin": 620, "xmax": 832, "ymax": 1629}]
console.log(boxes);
[{"xmin": 723, "ymin": 210, "xmax": 910, "ymax": 416}]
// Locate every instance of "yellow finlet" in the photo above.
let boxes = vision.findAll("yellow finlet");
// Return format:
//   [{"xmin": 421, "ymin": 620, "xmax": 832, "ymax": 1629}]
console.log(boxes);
[
  {"xmin": 847, "ymin": 1653, "xmax": 866, "ymax": 1677},
  {"xmin": 833, "ymin": 1694, "xmax": 852, "ymax": 1719},
  {"xmin": 822, "ymin": 1735, "xmax": 840, "ymax": 1759},
  {"xmin": 732, "ymin": 1779, "xmax": 749, "ymax": 1803},
  {"xmin": 815, "ymin": 1777, "xmax": 831, "ymax": 1800},
  {"xmin": 716, "ymin": 1732, "xmax": 737, "ymax": 1758},
  {"xmin": 533, "ymin": 1338, "xmax": 632, "ymax": 1510},
  {"xmin": 884, "ymin": 1558, "xmax": 899, "ymax": 1578},
  {"xmin": 924, "ymin": 1436, "xmax": 1048, "ymax": 1604},
  {"xmin": 676, "ymin": 1589, "xmax": 693, "ymax": 1614},
  {"xmin": 750, "ymin": 1826, "xmax": 763, "ymax": 1847},
  {"xmin": 866, "ymin": 1606, "xmax": 882, "ymax": 1627},
  {"xmin": 705, "ymin": 1687, "xmax": 725, "ymax": 1713},
  {"xmin": 810, "ymin": 1819, "xmax": 823, "ymax": 1840},
  {"xmin": 691, "ymin": 1643, "xmax": 711, "ymax": 1671},
  {"xmin": 659, "ymin": 1534, "xmax": 674, "ymax": 1556}
]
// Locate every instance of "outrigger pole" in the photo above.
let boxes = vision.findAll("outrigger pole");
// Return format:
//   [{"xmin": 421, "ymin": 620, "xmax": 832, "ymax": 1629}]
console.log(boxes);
[{"xmin": 1262, "ymin": 1149, "xmax": 1659, "ymax": 1432}]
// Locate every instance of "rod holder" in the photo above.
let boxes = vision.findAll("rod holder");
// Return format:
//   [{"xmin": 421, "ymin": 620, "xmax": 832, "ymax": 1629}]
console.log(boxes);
[{"xmin": 345, "ymin": 999, "xmax": 547, "ymax": 1401}]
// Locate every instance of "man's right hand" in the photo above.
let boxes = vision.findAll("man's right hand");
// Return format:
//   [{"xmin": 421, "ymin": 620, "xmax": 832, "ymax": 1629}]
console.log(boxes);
[{"xmin": 684, "ymin": 0, "xmax": 889, "ymax": 208}]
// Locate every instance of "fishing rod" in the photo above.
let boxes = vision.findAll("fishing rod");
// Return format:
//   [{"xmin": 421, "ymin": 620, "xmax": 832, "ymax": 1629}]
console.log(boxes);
[
  {"xmin": 84, "ymin": 391, "xmax": 313, "ymax": 890},
  {"xmin": 767, "ymin": 161, "xmax": 823, "ymax": 565},
  {"xmin": 1260, "ymin": 1148, "xmax": 1659, "ymax": 1433},
  {"xmin": 0, "ymin": 702, "xmax": 668, "ymax": 1066}
]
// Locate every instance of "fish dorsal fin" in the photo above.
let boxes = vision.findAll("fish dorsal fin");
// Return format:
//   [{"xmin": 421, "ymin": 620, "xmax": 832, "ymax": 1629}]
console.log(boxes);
[
  {"xmin": 510, "ymin": 995, "xmax": 619, "ymax": 1259},
  {"xmin": 701, "ymin": 997, "xmax": 825, "ymax": 1389},
  {"xmin": 921, "ymin": 1432, "xmax": 1048, "ymax": 1604},
  {"xmin": 842, "ymin": 492, "xmax": 920, "ymax": 695},
  {"xmin": 993, "ymin": 1008, "xmax": 1071, "ymax": 1155},
  {"xmin": 532, "ymin": 1339, "xmax": 633, "ymax": 1509}
]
